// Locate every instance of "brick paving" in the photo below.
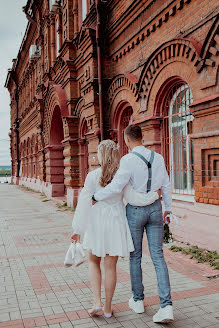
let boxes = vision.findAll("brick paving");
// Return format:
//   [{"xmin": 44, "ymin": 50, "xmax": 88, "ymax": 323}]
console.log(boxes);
[{"xmin": 0, "ymin": 184, "xmax": 219, "ymax": 328}]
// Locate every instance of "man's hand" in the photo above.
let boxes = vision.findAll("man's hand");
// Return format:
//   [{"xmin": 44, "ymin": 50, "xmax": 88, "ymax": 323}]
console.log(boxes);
[
  {"xmin": 156, "ymin": 189, "xmax": 162, "ymax": 198},
  {"xmin": 71, "ymin": 234, "xmax": 80, "ymax": 243},
  {"xmin": 163, "ymin": 211, "xmax": 172, "ymax": 224},
  {"xmin": 92, "ymin": 195, "xmax": 97, "ymax": 206}
]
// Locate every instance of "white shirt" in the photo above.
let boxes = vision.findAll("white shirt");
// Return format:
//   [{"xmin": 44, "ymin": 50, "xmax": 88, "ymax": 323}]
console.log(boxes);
[
  {"xmin": 94, "ymin": 145, "xmax": 172, "ymax": 211},
  {"xmin": 72, "ymin": 168, "xmax": 159, "ymax": 235}
]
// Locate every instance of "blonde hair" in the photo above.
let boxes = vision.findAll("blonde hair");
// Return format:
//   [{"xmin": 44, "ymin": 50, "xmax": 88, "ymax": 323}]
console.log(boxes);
[{"xmin": 97, "ymin": 140, "xmax": 120, "ymax": 187}]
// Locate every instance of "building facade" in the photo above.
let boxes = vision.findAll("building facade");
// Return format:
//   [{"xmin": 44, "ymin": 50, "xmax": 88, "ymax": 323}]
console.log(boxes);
[{"xmin": 5, "ymin": 0, "xmax": 219, "ymax": 250}]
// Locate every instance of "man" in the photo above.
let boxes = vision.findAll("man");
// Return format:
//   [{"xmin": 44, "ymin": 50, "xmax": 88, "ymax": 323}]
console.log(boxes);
[{"xmin": 93, "ymin": 124, "xmax": 174, "ymax": 323}]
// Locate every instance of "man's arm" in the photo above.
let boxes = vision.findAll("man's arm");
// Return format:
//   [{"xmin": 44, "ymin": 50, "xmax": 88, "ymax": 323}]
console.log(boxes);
[
  {"xmin": 160, "ymin": 157, "xmax": 172, "ymax": 212},
  {"xmin": 94, "ymin": 156, "xmax": 131, "ymax": 201}
]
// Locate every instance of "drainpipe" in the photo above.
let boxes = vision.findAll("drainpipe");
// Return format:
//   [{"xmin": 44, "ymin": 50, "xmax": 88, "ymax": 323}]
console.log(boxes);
[{"xmin": 96, "ymin": 0, "xmax": 104, "ymax": 141}]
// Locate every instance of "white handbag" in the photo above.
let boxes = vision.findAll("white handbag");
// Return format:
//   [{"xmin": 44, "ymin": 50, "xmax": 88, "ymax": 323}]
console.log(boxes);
[
  {"xmin": 64, "ymin": 242, "xmax": 86, "ymax": 267},
  {"xmin": 74, "ymin": 242, "xmax": 86, "ymax": 266}
]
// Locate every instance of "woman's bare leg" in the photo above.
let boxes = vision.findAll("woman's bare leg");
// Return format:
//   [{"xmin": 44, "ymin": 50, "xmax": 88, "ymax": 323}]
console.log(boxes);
[
  {"xmin": 88, "ymin": 252, "xmax": 102, "ymax": 315},
  {"xmin": 104, "ymin": 255, "xmax": 118, "ymax": 314}
]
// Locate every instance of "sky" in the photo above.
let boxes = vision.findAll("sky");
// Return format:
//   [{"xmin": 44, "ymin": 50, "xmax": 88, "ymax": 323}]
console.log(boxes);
[{"xmin": 0, "ymin": 0, "xmax": 27, "ymax": 165}]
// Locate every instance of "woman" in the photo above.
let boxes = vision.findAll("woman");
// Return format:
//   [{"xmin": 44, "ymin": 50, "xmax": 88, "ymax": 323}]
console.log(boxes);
[{"xmin": 71, "ymin": 140, "xmax": 160, "ymax": 318}]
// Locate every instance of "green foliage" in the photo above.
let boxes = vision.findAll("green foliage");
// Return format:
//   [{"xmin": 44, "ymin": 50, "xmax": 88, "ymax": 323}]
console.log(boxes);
[
  {"xmin": 0, "ymin": 169, "xmax": 11, "ymax": 177},
  {"xmin": 170, "ymin": 245, "xmax": 219, "ymax": 270},
  {"xmin": 56, "ymin": 202, "xmax": 74, "ymax": 212},
  {"xmin": 18, "ymin": 185, "xmax": 74, "ymax": 211},
  {"xmin": 163, "ymin": 224, "xmax": 173, "ymax": 243}
]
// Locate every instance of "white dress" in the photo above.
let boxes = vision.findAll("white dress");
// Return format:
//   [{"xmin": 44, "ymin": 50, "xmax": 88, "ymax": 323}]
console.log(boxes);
[{"xmin": 72, "ymin": 168, "xmax": 159, "ymax": 258}]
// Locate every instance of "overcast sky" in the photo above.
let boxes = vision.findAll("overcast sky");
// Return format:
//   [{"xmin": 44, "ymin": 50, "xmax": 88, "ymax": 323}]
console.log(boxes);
[{"xmin": 0, "ymin": 0, "xmax": 27, "ymax": 165}]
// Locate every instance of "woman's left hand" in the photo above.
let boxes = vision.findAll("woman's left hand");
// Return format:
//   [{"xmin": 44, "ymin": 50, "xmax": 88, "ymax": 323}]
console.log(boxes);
[
  {"xmin": 71, "ymin": 234, "xmax": 80, "ymax": 243},
  {"xmin": 163, "ymin": 211, "xmax": 172, "ymax": 224},
  {"xmin": 156, "ymin": 189, "xmax": 162, "ymax": 198}
]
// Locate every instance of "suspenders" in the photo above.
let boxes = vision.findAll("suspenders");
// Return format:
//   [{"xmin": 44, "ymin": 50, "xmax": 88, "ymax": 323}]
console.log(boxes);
[{"xmin": 132, "ymin": 151, "xmax": 155, "ymax": 192}]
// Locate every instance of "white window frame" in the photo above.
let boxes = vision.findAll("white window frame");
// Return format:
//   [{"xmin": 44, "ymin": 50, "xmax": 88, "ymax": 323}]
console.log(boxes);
[{"xmin": 169, "ymin": 85, "xmax": 194, "ymax": 196}]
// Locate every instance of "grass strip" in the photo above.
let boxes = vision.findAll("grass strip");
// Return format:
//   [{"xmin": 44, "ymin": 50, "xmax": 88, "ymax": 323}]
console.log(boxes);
[{"xmin": 170, "ymin": 245, "xmax": 219, "ymax": 270}]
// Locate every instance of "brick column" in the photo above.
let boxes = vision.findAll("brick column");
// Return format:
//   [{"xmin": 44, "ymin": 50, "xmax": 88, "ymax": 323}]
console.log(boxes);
[
  {"xmin": 23, "ymin": 156, "xmax": 26, "ymax": 177},
  {"xmin": 135, "ymin": 116, "xmax": 162, "ymax": 153},
  {"xmin": 73, "ymin": 0, "xmax": 79, "ymax": 38},
  {"xmin": 45, "ymin": 145, "xmax": 65, "ymax": 197},
  {"xmin": 37, "ymin": 133, "xmax": 46, "ymax": 182},
  {"xmin": 87, "ymin": 133, "xmax": 100, "ymax": 171},
  {"xmin": 50, "ymin": 15, "xmax": 56, "ymax": 65},
  {"xmin": 62, "ymin": 116, "xmax": 80, "ymax": 188},
  {"xmin": 30, "ymin": 155, "xmax": 33, "ymax": 178},
  {"xmin": 63, "ymin": 138, "xmax": 80, "ymax": 188}
]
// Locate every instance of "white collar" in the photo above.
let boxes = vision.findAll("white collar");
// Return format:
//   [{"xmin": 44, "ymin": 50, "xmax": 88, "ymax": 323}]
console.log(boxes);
[{"xmin": 132, "ymin": 145, "xmax": 148, "ymax": 152}]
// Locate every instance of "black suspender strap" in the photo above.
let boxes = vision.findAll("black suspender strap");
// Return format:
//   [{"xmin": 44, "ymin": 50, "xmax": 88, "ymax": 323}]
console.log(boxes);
[
  {"xmin": 147, "ymin": 151, "xmax": 154, "ymax": 192},
  {"xmin": 132, "ymin": 150, "xmax": 155, "ymax": 192}
]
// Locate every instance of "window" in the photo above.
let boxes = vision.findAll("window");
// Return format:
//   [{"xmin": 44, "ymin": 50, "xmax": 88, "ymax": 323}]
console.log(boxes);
[
  {"xmin": 119, "ymin": 106, "xmax": 133, "ymax": 156},
  {"xmin": 163, "ymin": 84, "xmax": 194, "ymax": 195},
  {"xmin": 50, "ymin": 0, "xmax": 62, "ymax": 11},
  {"xmin": 78, "ymin": 0, "xmax": 88, "ymax": 28},
  {"xmin": 56, "ymin": 19, "xmax": 59, "ymax": 57},
  {"xmin": 82, "ymin": 0, "xmax": 87, "ymax": 21}
]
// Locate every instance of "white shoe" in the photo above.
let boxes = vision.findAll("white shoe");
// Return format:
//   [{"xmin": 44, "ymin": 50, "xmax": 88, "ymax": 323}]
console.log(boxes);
[
  {"xmin": 153, "ymin": 305, "xmax": 174, "ymax": 323},
  {"xmin": 104, "ymin": 312, "xmax": 113, "ymax": 318},
  {"xmin": 129, "ymin": 297, "xmax": 144, "ymax": 314}
]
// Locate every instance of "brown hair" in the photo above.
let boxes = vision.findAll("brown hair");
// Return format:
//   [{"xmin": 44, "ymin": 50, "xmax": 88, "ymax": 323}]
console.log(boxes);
[
  {"xmin": 124, "ymin": 124, "xmax": 142, "ymax": 141},
  {"xmin": 98, "ymin": 140, "xmax": 120, "ymax": 187}
]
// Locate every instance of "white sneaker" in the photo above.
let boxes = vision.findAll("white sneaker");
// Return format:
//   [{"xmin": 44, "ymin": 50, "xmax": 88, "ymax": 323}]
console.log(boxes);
[
  {"xmin": 129, "ymin": 297, "xmax": 144, "ymax": 314},
  {"xmin": 153, "ymin": 305, "xmax": 174, "ymax": 323}
]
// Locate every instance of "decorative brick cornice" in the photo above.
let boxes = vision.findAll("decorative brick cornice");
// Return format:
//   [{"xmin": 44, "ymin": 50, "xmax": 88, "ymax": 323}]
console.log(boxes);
[
  {"xmin": 197, "ymin": 15, "xmax": 219, "ymax": 73},
  {"xmin": 111, "ymin": 0, "xmax": 193, "ymax": 62},
  {"xmin": 73, "ymin": 98, "xmax": 85, "ymax": 117},
  {"xmin": 137, "ymin": 38, "xmax": 201, "ymax": 111},
  {"xmin": 107, "ymin": 74, "xmax": 138, "ymax": 105}
]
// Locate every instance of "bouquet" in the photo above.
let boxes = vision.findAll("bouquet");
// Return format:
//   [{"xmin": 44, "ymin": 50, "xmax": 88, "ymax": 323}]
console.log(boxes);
[{"xmin": 163, "ymin": 213, "xmax": 178, "ymax": 244}]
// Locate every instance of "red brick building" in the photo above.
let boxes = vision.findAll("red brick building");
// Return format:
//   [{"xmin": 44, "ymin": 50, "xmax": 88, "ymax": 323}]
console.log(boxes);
[{"xmin": 5, "ymin": 0, "xmax": 219, "ymax": 250}]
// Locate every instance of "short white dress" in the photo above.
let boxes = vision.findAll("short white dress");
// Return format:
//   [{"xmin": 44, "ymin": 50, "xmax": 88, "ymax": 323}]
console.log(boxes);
[{"xmin": 72, "ymin": 168, "xmax": 158, "ymax": 258}]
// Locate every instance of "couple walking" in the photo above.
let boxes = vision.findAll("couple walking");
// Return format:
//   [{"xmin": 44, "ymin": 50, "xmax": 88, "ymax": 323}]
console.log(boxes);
[{"xmin": 71, "ymin": 124, "xmax": 174, "ymax": 323}]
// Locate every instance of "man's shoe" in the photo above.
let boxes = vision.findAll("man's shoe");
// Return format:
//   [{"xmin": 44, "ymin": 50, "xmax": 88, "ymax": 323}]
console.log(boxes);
[
  {"xmin": 129, "ymin": 297, "xmax": 144, "ymax": 314},
  {"xmin": 153, "ymin": 305, "xmax": 174, "ymax": 323}
]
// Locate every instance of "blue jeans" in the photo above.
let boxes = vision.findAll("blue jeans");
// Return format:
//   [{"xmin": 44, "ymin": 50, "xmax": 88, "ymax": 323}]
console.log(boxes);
[{"xmin": 126, "ymin": 199, "xmax": 172, "ymax": 308}]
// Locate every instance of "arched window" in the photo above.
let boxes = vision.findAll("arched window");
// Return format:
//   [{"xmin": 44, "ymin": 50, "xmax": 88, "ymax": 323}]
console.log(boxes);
[
  {"xmin": 113, "ymin": 102, "xmax": 133, "ymax": 156},
  {"xmin": 78, "ymin": 0, "xmax": 88, "ymax": 27},
  {"xmin": 119, "ymin": 106, "xmax": 133, "ymax": 156},
  {"xmin": 163, "ymin": 83, "xmax": 194, "ymax": 195}
]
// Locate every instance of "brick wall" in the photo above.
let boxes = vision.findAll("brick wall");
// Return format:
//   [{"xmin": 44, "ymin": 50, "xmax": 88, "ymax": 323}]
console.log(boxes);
[{"xmin": 5, "ymin": 0, "xmax": 219, "ymax": 204}]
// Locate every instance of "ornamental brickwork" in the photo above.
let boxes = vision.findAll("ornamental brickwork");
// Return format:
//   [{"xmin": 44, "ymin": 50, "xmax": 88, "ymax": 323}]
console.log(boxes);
[{"xmin": 5, "ymin": 0, "xmax": 219, "ymax": 244}]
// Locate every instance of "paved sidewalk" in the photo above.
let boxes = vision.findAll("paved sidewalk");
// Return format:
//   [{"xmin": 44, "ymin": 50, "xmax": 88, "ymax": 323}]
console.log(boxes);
[{"xmin": 0, "ymin": 184, "xmax": 218, "ymax": 328}]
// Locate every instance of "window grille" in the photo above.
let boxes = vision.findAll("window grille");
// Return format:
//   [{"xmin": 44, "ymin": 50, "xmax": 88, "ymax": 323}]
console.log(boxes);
[{"xmin": 163, "ymin": 84, "xmax": 194, "ymax": 195}]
